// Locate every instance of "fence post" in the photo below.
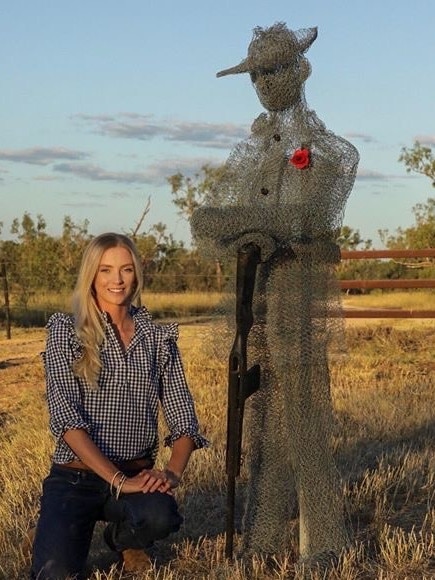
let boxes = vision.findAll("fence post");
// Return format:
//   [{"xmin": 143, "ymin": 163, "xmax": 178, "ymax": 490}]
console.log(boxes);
[{"xmin": 1, "ymin": 261, "xmax": 11, "ymax": 339}]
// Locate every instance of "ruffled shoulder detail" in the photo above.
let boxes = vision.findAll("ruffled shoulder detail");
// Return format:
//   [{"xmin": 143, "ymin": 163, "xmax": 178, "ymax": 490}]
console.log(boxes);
[
  {"xmin": 130, "ymin": 305, "xmax": 153, "ymax": 325},
  {"xmin": 131, "ymin": 306, "xmax": 178, "ymax": 340},
  {"xmin": 45, "ymin": 312, "xmax": 82, "ymax": 358},
  {"xmin": 46, "ymin": 312, "xmax": 75, "ymax": 330},
  {"xmin": 160, "ymin": 322, "xmax": 179, "ymax": 342},
  {"xmin": 130, "ymin": 306, "xmax": 179, "ymax": 369}
]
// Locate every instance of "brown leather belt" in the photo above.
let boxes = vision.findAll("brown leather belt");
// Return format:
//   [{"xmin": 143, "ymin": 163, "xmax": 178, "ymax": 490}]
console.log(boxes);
[{"xmin": 56, "ymin": 457, "xmax": 154, "ymax": 472}]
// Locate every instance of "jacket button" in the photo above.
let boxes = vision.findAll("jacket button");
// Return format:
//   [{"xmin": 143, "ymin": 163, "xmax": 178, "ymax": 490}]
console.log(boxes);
[{"xmin": 260, "ymin": 187, "xmax": 269, "ymax": 195}]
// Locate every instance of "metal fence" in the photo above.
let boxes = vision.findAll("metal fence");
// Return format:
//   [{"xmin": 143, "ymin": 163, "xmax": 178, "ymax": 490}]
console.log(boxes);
[
  {"xmin": 340, "ymin": 249, "xmax": 435, "ymax": 318},
  {"xmin": 2, "ymin": 250, "xmax": 435, "ymax": 339}
]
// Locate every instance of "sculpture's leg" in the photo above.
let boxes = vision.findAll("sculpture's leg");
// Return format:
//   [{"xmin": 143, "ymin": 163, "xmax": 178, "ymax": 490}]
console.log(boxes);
[
  {"xmin": 242, "ymin": 369, "xmax": 297, "ymax": 555},
  {"xmin": 242, "ymin": 279, "xmax": 298, "ymax": 555},
  {"xmin": 265, "ymin": 260, "xmax": 348, "ymax": 560},
  {"xmin": 295, "ymin": 360, "xmax": 348, "ymax": 559}
]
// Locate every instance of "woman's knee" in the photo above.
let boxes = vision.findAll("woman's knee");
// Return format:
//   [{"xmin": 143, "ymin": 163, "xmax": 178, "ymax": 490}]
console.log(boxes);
[{"xmin": 125, "ymin": 492, "xmax": 183, "ymax": 539}]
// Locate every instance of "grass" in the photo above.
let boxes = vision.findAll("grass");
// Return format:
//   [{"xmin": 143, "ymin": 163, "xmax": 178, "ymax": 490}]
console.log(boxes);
[
  {"xmin": 3, "ymin": 289, "xmax": 435, "ymax": 330},
  {"xmin": 2, "ymin": 291, "xmax": 224, "ymax": 329},
  {"xmin": 0, "ymin": 296, "xmax": 435, "ymax": 578},
  {"xmin": 140, "ymin": 292, "xmax": 224, "ymax": 320},
  {"xmin": 343, "ymin": 289, "xmax": 435, "ymax": 310}
]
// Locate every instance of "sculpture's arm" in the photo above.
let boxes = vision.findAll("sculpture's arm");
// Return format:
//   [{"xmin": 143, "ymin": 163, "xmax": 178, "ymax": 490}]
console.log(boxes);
[
  {"xmin": 191, "ymin": 204, "xmax": 340, "ymax": 263},
  {"xmin": 191, "ymin": 206, "xmax": 277, "ymax": 262}
]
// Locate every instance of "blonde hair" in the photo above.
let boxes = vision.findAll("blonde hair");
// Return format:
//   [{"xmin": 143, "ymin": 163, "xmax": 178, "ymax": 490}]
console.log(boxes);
[{"xmin": 72, "ymin": 233, "xmax": 143, "ymax": 388}]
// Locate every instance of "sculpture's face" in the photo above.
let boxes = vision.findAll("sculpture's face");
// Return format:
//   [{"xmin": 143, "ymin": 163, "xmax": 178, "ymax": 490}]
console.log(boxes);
[{"xmin": 251, "ymin": 64, "xmax": 303, "ymax": 111}]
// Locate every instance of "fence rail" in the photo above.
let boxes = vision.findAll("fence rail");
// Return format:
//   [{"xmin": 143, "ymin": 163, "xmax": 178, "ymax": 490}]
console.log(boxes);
[
  {"xmin": 340, "ymin": 280, "xmax": 435, "ymax": 290},
  {"xmin": 340, "ymin": 248, "xmax": 435, "ymax": 318},
  {"xmin": 341, "ymin": 249, "xmax": 435, "ymax": 259}
]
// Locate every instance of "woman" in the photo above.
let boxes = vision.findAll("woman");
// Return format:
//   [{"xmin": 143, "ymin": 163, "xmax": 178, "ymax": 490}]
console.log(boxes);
[{"xmin": 31, "ymin": 233, "xmax": 208, "ymax": 580}]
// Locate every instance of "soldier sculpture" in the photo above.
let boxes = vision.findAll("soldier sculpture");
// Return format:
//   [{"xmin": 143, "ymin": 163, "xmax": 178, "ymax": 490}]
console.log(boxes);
[{"xmin": 192, "ymin": 22, "xmax": 359, "ymax": 564}]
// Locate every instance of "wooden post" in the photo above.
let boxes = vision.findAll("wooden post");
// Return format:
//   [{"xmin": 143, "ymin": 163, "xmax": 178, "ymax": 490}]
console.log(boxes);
[
  {"xmin": 215, "ymin": 259, "xmax": 223, "ymax": 292},
  {"xmin": 1, "ymin": 261, "xmax": 11, "ymax": 339}
]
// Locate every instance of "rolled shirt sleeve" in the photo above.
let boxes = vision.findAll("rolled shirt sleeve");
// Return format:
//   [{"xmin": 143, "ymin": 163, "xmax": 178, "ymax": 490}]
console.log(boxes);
[
  {"xmin": 158, "ymin": 324, "xmax": 208, "ymax": 450},
  {"xmin": 43, "ymin": 313, "xmax": 91, "ymax": 439}
]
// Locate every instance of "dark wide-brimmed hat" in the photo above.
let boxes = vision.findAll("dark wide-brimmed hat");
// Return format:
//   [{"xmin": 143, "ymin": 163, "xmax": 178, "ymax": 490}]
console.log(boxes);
[{"xmin": 217, "ymin": 23, "xmax": 318, "ymax": 78}]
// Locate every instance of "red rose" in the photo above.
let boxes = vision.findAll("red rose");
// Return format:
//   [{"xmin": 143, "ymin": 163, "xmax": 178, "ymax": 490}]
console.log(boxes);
[{"xmin": 290, "ymin": 148, "xmax": 310, "ymax": 169}]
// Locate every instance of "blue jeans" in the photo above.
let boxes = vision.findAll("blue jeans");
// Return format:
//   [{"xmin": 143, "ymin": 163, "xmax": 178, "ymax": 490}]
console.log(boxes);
[{"xmin": 30, "ymin": 464, "xmax": 182, "ymax": 580}]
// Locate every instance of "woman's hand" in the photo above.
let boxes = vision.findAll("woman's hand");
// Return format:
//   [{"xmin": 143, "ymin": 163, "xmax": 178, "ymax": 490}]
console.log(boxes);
[
  {"xmin": 120, "ymin": 434, "xmax": 194, "ymax": 496},
  {"xmin": 119, "ymin": 469, "xmax": 174, "ymax": 495},
  {"xmin": 61, "ymin": 430, "xmax": 182, "ymax": 496}
]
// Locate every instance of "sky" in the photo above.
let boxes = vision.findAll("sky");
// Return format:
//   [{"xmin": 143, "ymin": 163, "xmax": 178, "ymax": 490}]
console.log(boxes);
[{"xmin": 1, "ymin": 0, "xmax": 435, "ymax": 247}]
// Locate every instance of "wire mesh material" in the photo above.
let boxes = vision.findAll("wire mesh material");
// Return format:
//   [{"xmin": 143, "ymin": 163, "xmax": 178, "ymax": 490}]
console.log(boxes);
[{"xmin": 191, "ymin": 22, "xmax": 359, "ymax": 563}]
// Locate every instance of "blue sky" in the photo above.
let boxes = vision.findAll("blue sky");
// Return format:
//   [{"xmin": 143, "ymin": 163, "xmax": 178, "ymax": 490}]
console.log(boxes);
[{"xmin": 1, "ymin": 0, "xmax": 434, "ymax": 247}]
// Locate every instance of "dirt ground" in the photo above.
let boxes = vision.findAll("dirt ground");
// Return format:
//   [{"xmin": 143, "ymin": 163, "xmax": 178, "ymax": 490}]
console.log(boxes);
[{"xmin": 0, "ymin": 328, "xmax": 46, "ymax": 416}]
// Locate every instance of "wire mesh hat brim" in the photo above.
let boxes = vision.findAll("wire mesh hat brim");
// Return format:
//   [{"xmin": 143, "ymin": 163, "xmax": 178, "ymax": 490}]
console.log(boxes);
[
  {"xmin": 216, "ymin": 25, "xmax": 318, "ymax": 78},
  {"xmin": 216, "ymin": 60, "xmax": 251, "ymax": 78}
]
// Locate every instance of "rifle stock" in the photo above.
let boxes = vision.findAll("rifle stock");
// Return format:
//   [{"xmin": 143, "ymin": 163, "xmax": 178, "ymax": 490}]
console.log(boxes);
[{"xmin": 225, "ymin": 243, "xmax": 261, "ymax": 558}]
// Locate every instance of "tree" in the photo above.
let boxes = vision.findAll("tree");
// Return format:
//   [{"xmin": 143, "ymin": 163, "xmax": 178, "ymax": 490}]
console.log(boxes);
[
  {"xmin": 125, "ymin": 197, "xmax": 188, "ymax": 289},
  {"xmin": 336, "ymin": 227, "xmax": 377, "ymax": 285},
  {"xmin": 128, "ymin": 196, "xmax": 152, "ymax": 241},
  {"xmin": 9, "ymin": 213, "xmax": 53, "ymax": 305},
  {"xmin": 337, "ymin": 226, "xmax": 372, "ymax": 251},
  {"xmin": 168, "ymin": 164, "xmax": 228, "ymax": 291},
  {"xmin": 386, "ymin": 142, "xmax": 435, "ymax": 250},
  {"xmin": 374, "ymin": 143, "xmax": 435, "ymax": 276},
  {"xmin": 3, "ymin": 213, "xmax": 92, "ymax": 307},
  {"xmin": 167, "ymin": 164, "xmax": 227, "ymax": 221},
  {"xmin": 399, "ymin": 141, "xmax": 435, "ymax": 186},
  {"xmin": 58, "ymin": 216, "xmax": 91, "ymax": 289},
  {"xmin": 379, "ymin": 198, "xmax": 435, "ymax": 250},
  {"xmin": 11, "ymin": 212, "xmax": 47, "ymax": 242}
]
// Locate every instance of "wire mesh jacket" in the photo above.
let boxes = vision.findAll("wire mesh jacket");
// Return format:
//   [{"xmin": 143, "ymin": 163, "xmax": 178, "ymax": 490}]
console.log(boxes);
[{"xmin": 191, "ymin": 23, "xmax": 359, "ymax": 562}]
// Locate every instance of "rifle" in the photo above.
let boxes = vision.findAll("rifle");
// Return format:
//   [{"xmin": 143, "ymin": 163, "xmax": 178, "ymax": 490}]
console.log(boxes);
[{"xmin": 225, "ymin": 243, "xmax": 261, "ymax": 559}]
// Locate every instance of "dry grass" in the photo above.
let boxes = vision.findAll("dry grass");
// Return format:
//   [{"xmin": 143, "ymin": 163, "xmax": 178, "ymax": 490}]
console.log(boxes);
[
  {"xmin": 6, "ymin": 292, "xmax": 224, "ymax": 329},
  {"xmin": 343, "ymin": 289, "xmax": 435, "ymax": 311},
  {"xmin": 140, "ymin": 292, "xmax": 223, "ymax": 320},
  {"xmin": 0, "ymin": 309, "xmax": 434, "ymax": 579},
  {"xmin": 18, "ymin": 291, "xmax": 224, "ymax": 318}
]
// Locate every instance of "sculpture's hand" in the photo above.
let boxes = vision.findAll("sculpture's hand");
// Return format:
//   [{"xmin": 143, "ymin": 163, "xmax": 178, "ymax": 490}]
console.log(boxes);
[{"xmin": 224, "ymin": 232, "xmax": 276, "ymax": 262}]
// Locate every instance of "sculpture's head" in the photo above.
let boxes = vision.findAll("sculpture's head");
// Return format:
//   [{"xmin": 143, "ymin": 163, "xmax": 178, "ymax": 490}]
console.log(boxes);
[{"xmin": 217, "ymin": 23, "xmax": 317, "ymax": 111}]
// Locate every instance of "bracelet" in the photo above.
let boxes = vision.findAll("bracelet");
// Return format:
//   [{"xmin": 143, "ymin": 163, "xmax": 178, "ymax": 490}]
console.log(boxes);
[
  {"xmin": 109, "ymin": 470, "xmax": 123, "ymax": 496},
  {"xmin": 164, "ymin": 469, "xmax": 181, "ymax": 486},
  {"xmin": 115, "ymin": 474, "xmax": 127, "ymax": 500}
]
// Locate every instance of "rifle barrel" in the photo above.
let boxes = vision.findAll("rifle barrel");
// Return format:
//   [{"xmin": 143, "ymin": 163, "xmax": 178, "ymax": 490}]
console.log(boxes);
[{"xmin": 225, "ymin": 243, "xmax": 261, "ymax": 559}]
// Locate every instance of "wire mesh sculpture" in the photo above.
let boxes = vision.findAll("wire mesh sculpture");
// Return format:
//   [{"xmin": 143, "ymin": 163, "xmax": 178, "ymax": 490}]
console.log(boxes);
[{"xmin": 191, "ymin": 22, "xmax": 359, "ymax": 564}]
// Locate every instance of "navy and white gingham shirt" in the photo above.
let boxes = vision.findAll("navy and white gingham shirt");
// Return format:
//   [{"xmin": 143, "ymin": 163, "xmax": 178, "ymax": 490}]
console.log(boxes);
[{"xmin": 43, "ymin": 306, "xmax": 208, "ymax": 464}]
